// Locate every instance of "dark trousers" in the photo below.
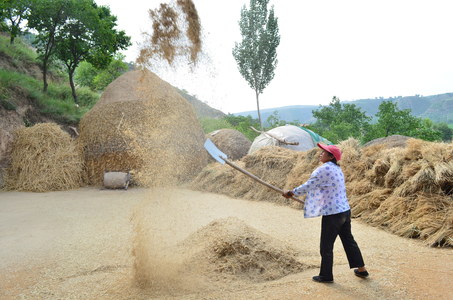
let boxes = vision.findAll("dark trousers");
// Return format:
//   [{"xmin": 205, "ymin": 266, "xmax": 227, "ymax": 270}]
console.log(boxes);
[{"xmin": 319, "ymin": 210, "xmax": 365, "ymax": 279}]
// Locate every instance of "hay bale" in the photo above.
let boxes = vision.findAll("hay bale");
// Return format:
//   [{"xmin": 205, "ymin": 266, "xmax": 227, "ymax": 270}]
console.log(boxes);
[
  {"xmin": 4, "ymin": 123, "xmax": 84, "ymax": 192},
  {"xmin": 207, "ymin": 129, "xmax": 251, "ymax": 161},
  {"xmin": 78, "ymin": 69, "xmax": 207, "ymax": 186},
  {"xmin": 363, "ymin": 135, "xmax": 411, "ymax": 148},
  {"xmin": 179, "ymin": 217, "xmax": 313, "ymax": 282}
]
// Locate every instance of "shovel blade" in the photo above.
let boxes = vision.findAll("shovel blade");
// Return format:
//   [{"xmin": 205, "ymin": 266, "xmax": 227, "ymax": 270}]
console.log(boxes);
[{"xmin": 204, "ymin": 139, "xmax": 227, "ymax": 164}]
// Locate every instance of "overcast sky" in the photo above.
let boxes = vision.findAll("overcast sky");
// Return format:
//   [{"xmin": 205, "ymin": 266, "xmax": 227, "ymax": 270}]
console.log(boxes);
[{"xmin": 96, "ymin": 0, "xmax": 453, "ymax": 114}]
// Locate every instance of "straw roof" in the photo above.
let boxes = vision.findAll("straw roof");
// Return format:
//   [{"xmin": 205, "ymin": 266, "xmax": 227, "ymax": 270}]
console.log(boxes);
[
  {"xmin": 4, "ymin": 123, "xmax": 84, "ymax": 192},
  {"xmin": 78, "ymin": 69, "xmax": 207, "ymax": 187},
  {"xmin": 207, "ymin": 129, "xmax": 251, "ymax": 161},
  {"xmin": 191, "ymin": 138, "xmax": 453, "ymax": 247}
]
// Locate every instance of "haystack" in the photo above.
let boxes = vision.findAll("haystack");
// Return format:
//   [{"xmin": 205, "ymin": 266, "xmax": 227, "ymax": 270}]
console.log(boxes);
[
  {"xmin": 178, "ymin": 217, "xmax": 313, "ymax": 282},
  {"xmin": 4, "ymin": 123, "xmax": 84, "ymax": 192},
  {"xmin": 207, "ymin": 129, "xmax": 251, "ymax": 161},
  {"xmin": 78, "ymin": 69, "xmax": 207, "ymax": 186},
  {"xmin": 248, "ymin": 125, "xmax": 315, "ymax": 154},
  {"xmin": 363, "ymin": 135, "xmax": 410, "ymax": 148},
  {"xmin": 0, "ymin": 128, "xmax": 14, "ymax": 188},
  {"xmin": 191, "ymin": 146, "xmax": 301, "ymax": 207}
]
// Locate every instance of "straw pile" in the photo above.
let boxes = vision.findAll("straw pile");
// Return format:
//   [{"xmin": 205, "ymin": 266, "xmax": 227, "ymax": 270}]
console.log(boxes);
[
  {"xmin": 207, "ymin": 129, "xmax": 251, "ymax": 161},
  {"xmin": 78, "ymin": 69, "xmax": 207, "ymax": 187},
  {"xmin": 178, "ymin": 217, "xmax": 312, "ymax": 282},
  {"xmin": 192, "ymin": 146, "xmax": 302, "ymax": 207},
  {"xmin": 0, "ymin": 128, "xmax": 13, "ymax": 188},
  {"xmin": 191, "ymin": 138, "xmax": 453, "ymax": 247},
  {"xmin": 4, "ymin": 123, "xmax": 84, "ymax": 192},
  {"xmin": 363, "ymin": 135, "xmax": 410, "ymax": 148}
]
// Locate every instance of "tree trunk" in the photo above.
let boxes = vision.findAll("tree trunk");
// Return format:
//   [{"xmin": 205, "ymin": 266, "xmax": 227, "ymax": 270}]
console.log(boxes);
[
  {"xmin": 255, "ymin": 89, "xmax": 262, "ymax": 130},
  {"xmin": 42, "ymin": 58, "xmax": 48, "ymax": 92},
  {"xmin": 69, "ymin": 69, "xmax": 78, "ymax": 103}
]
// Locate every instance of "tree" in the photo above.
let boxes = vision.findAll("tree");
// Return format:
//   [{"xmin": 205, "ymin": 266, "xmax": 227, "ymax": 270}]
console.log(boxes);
[
  {"xmin": 1, "ymin": 0, "xmax": 32, "ymax": 44},
  {"xmin": 311, "ymin": 96, "xmax": 371, "ymax": 143},
  {"xmin": 53, "ymin": 0, "xmax": 130, "ymax": 102},
  {"xmin": 232, "ymin": 0, "xmax": 280, "ymax": 130},
  {"xmin": 74, "ymin": 54, "xmax": 129, "ymax": 91},
  {"xmin": 28, "ymin": 0, "xmax": 68, "ymax": 92},
  {"xmin": 363, "ymin": 101, "xmax": 441, "ymax": 142},
  {"xmin": 433, "ymin": 122, "xmax": 453, "ymax": 142}
]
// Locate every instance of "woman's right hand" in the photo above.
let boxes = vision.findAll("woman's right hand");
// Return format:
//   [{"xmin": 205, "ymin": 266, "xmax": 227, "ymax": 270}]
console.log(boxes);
[{"xmin": 282, "ymin": 190, "xmax": 294, "ymax": 198}]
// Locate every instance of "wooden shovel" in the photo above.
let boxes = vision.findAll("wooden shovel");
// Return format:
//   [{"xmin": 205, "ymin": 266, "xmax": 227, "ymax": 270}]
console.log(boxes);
[{"xmin": 204, "ymin": 139, "xmax": 304, "ymax": 204}]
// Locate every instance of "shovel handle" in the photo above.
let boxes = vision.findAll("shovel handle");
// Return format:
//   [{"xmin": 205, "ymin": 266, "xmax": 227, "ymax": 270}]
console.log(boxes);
[{"xmin": 223, "ymin": 158, "xmax": 304, "ymax": 204}]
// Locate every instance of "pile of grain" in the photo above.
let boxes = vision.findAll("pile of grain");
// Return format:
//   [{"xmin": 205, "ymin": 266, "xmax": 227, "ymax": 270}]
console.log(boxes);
[
  {"xmin": 191, "ymin": 138, "xmax": 453, "ymax": 247},
  {"xmin": 207, "ymin": 129, "xmax": 251, "ymax": 161},
  {"xmin": 178, "ymin": 217, "xmax": 312, "ymax": 282},
  {"xmin": 78, "ymin": 69, "xmax": 207, "ymax": 187},
  {"xmin": 4, "ymin": 123, "xmax": 84, "ymax": 192}
]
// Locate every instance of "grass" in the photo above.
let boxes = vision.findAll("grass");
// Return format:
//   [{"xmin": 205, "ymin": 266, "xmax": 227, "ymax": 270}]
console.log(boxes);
[
  {"xmin": 0, "ymin": 33, "xmax": 100, "ymax": 125},
  {"xmin": 0, "ymin": 34, "xmax": 37, "ymax": 65},
  {"xmin": 0, "ymin": 69, "xmax": 98, "ymax": 124}
]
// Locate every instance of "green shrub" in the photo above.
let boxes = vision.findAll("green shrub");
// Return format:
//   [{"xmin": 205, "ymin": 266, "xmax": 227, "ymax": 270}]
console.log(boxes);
[{"xmin": 76, "ymin": 87, "xmax": 99, "ymax": 108}]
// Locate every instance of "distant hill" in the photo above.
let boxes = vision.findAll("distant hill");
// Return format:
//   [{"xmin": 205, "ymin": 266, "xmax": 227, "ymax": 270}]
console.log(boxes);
[{"xmin": 234, "ymin": 93, "xmax": 453, "ymax": 125}]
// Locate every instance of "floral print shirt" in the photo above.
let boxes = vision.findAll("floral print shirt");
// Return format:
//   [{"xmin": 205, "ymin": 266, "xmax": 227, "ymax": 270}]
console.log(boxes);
[{"xmin": 292, "ymin": 161, "xmax": 350, "ymax": 218}]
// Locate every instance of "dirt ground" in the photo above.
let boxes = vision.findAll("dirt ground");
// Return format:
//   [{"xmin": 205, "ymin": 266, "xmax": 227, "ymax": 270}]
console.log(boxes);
[{"xmin": 0, "ymin": 187, "xmax": 452, "ymax": 300}]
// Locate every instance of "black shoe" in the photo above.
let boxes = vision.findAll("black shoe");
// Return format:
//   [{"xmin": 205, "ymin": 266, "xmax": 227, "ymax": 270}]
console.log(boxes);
[
  {"xmin": 312, "ymin": 275, "xmax": 333, "ymax": 283},
  {"xmin": 354, "ymin": 269, "xmax": 369, "ymax": 278}
]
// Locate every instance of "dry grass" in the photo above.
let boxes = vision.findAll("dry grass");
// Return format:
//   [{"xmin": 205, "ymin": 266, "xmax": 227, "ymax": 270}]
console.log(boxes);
[
  {"xmin": 191, "ymin": 137, "xmax": 453, "ymax": 247},
  {"xmin": 137, "ymin": 0, "xmax": 202, "ymax": 67},
  {"xmin": 207, "ymin": 129, "xmax": 251, "ymax": 161},
  {"xmin": 4, "ymin": 123, "xmax": 84, "ymax": 192},
  {"xmin": 78, "ymin": 69, "xmax": 207, "ymax": 187}
]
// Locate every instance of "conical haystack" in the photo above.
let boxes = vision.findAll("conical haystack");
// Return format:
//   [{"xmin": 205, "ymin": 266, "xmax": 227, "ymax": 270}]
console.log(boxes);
[
  {"xmin": 207, "ymin": 129, "xmax": 251, "ymax": 161},
  {"xmin": 4, "ymin": 123, "xmax": 84, "ymax": 192},
  {"xmin": 78, "ymin": 69, "xmax": 207, "ymax": 186}
]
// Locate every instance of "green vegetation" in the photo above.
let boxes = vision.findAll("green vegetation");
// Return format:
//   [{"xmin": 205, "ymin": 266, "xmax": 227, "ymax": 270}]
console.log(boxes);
[
  {"xmin": 0, "ymin": 33, "xmax": 36, "ymax": 63},
  {"xmin": 0, "ymin": 69, "xmax": 98, "ymax": 124},
  {"xmin": 232, "ymin": 0, "xmax": 280, "ymax": 130},
  {"xmin": 2, "ymin": 0, "xmax": 130, "ymax": 101},
  {"xmin": 74, "ymin": 54, "xmax": 130, "ymax": 92},
  {"xmin": 309, "ymin": 98, "xmax": 448, "ymax": 144},
  {"xmin": 200, "ymin": 115, "xmax": 261, "ymax": 141},
  {"xmin": 311, "ymin": 97, "xmax": 371, "ymax": 144}
]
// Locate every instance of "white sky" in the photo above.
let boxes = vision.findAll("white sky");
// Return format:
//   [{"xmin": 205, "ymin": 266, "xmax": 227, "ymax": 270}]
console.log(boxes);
[{"xmin": 96, "ymin": 0, "xmax": 453, "ymax": 114}]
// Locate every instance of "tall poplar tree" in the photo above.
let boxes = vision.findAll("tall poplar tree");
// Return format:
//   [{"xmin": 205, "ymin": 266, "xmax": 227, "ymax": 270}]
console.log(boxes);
[{"xmin": 232, "ymin": 0, "xmax": 280, "ymax": 130}]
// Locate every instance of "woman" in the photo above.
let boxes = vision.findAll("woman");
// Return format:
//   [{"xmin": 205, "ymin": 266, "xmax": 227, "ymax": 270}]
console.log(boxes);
[{"xmin": 283, "ymin": 143, "xmax": 368, "ymax": 283}]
